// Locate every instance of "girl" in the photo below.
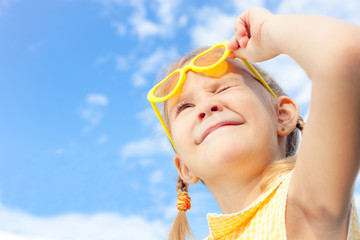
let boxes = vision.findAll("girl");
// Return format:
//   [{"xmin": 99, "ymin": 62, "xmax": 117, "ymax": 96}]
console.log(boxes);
[{"xmin": 147, "ymin": 7, "xmax": 360, "ymax": 240}]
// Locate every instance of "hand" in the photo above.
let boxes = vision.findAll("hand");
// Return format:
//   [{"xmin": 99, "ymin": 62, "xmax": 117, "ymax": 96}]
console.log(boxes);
[{"xmin": 228, "ymin": 7, "xmax": 279, "ymax": 62}]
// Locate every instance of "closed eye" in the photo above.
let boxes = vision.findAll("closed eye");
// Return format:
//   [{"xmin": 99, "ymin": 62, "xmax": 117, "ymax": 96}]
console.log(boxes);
[
  {"xmin": 176, "ymin": 102, "xmax": 194, "ymax": 115},
  {"xmin": 217, "ymin": 85, "xmax": 238, "ymax": 93}
]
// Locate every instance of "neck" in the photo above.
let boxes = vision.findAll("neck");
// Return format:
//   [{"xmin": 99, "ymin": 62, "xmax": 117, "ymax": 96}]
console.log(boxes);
[{"xmin": 206, "ymin": 173, "xmax": 263, "ymax": 214}]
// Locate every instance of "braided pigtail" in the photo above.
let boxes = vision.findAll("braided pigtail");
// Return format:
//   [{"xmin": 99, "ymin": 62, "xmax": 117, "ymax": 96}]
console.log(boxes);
[
  {"xmin": 296, "ymin": 116, "xmax": 304, "ymax": 133},
  {"xmin": 168, "ymin": 177, "xmax": 194, "ymax": 240}
]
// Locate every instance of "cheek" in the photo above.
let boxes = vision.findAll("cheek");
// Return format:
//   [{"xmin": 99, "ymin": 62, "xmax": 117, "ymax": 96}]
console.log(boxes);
[{"xmin": 171, "ymin": 118, "xmax": 192, "ymax": 150}]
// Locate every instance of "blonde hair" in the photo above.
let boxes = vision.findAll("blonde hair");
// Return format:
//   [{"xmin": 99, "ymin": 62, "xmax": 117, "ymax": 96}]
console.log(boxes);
[
  {"xmin": 168, "ymin": 177, "xmax": 194, "ymax": 240},
  {"xmin": 160, "ymin": 46, "xmax": 304, "ymax": 240}
]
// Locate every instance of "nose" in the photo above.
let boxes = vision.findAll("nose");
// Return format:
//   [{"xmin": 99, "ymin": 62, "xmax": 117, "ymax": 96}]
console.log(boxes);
[{"xmin": 198, "ymin": 101, "xmax": 222, "ymax": 120}]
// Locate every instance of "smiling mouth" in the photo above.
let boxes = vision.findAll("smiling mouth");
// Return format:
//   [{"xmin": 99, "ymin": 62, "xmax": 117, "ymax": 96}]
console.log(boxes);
[{"xmin": 199, "ymin": 121, "xmax": 243, "ymax": 144}]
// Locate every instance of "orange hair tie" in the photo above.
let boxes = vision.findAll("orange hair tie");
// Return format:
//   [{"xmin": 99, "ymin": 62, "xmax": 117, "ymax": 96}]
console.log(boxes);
[{"xmin": 176, "ymin": 192, "xmax": 191, "ymax": 211}]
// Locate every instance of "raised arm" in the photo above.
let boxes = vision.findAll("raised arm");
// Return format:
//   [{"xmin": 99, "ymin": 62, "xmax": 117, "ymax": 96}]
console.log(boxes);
[{"xmin": 229, "ymin": 6, "xmax": 360, "ymax": 225}]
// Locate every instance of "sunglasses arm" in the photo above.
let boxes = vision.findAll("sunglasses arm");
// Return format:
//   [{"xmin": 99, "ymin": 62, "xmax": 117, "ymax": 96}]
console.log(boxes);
[{"xmin": 150, "ymin": 102, "xmax": 177, "ymax": 152}]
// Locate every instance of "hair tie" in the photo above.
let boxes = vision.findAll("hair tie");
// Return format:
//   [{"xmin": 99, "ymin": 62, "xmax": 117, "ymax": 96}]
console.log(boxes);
[{"xmin": 176, "ymin": 192, "xmax": 191, "ymax": 211}]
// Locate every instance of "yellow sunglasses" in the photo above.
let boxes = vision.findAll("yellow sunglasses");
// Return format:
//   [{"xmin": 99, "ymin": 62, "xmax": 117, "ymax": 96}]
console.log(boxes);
[{"xmin": 147, "ymin": 41, "xmax": 277, "ymax": 152}]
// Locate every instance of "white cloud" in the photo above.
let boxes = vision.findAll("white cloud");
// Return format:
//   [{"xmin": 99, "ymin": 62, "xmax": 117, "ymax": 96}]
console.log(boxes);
[
  {"xmin": 255, "ymin": 55, "xmax": 311, "ymax": 115},
  {"xmin": 126, "ymin": 0, "xmax": 175, "ymax": 39},
  {"xmin": 130, "ymin": 17, "xmax": 162, "ymax": 39},
  {"xmin": 130, "ymin": 47, "xmax": 178, "ymax": 87},
  {"xmin": 119, "ymin": 107, "xmax": 173, "ymax": 169},
  {"xmin": 0, "ymin": 203, "xmax": 167, "ymax": 240},
  {"xmin": 138, "ymin": 158, "xmax": 153, "ymax": 167},
  {"xmin": 130, "ymin": 0, "xmax": 180, "ymax": 39},
  {"xmin": 140, "ymin": 47, "xmax": 178, "ymax": 75},
  {"xmin": 115, "ymin": 56, "xmax": 129, "ymax": 71},
  {"xmin": 190, "ymin": 7, "xmax": 235, "ymax": 47},
  {"xmin": 98, "ymin": 0, "xmax": 181, "ymax": 39},
  {"xmin": 86, "ymin": 94, "xmax": 109, "ymax": 106},
  {"xmin": 258, "ymin": 55, "xmax": 309, "ymax": 93},
  {"xmin": 276, "ymin": 0, "xmax": 360, "ymax": 24},
  {"xmin": 131, "ymin": 72, "xmax": 147, "ymax": 87},
  {"xmin": 154, "ymin": 0, "xmax": 178, "ymax": 26},
  {"xmin": 231, "ymin": 0, "xmax": 265, "ymax": 13},
  {"xmin": 355, "ymin": 192, "xmax": 360, "ymax": 217},
  {"xmin": 294, "ymin": 82, "xmax": 312, "ymax": 105},
  {"xmin": 137, "ymin": 107, "xmax": 164, "ymax": 133},
  {"xmin": 120, "ymin": 135, "xmax": 173, "ymax": 160},
  {"xmin": 178, "ymin": 15, "xmax": 187, "ymax": 27},
  {"xmin": 111, "ymin": 21, "xmax": 126, "ymax": 36},
  {"xmin": 81, "ymin": 108, "xmax": 103, "ymax": 126},
  {"xmin": 137, "ymin": 107, "xmax": 156, "ymax": 126},
  {"xmin": 96, "ymin": 134, "xmax": 108, "ymax": 145},
  {"xmin": 137, "ymin": 107, "xmax": 164, "ymax": 135},
  {"xmin": 80, "ymin": 94, "xmax": 109, "ymax": 132},
  {"xmin": 150, "ymin": 169, "xmax": 164, "ymax": 185}
]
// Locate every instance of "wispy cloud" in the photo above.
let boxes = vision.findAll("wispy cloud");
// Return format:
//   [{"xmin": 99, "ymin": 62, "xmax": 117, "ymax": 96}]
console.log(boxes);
[
  {"xmin": 129, "ymin": 0, "xmax": 181, "ymax": 39},
  {"xmin": 0, "ymin": 203, "xmax": 167, "ymax": 240},
  {"xmin": 111, "ymin": 21, "xmax": 127, "ymax": 36},
  {"xmin": 100, "ymin": 0, "xmax": 181, "ymax": 40},
  {"xmin": 86, "ymin": 94, "xmax": 109, "ymax": 106},
  {"xmin": 115, "ymin": 55, "xmax": 129, "ymax": 71},
  {"xmin": 190, "ymin": 6, "xmax": 235, "ymax": 47},
  {"xmin": 254, "ymin": 54, "xmax": 311, "ymax": 118},
  {"xmin": 276, "ymin": 0, "xmax": 360, "ymax": 24},
  {"xmin": 230, "ymin": 0, "xmax": 265, "ymax": 13},
  {"xmin": 81, "ymin": 108, "xmax": 103, "ymax": 126},
  {"xmin": 149, "ymin": 169, "xmax": 164, "ymax": 185},
  {"xmin": 131, "ymin": 72, "xmax": 147, "ymax": 87},
  {"xmin": 80, "ymin": 94, "xmax": 109, "ymax": 132},
  {"xmin": 0, "ymin": 231, "xmax": 46, "ymax": 240},
  {"xmin": 188, "ymin": 1, "xmax": 268, "ymax": 47},
  {"xmin": 131, "ymin": 47, "xmax": 178, "ymax": 87},
  {"xmin": 96, "ymin": 134, "xmax": 108, "ymax": 145},
  {"xmin": 120, "ymin": 135, "xmax": 172, "ymax": 160}
]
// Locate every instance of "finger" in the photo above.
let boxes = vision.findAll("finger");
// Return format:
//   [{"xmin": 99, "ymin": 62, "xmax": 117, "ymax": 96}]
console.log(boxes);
[
  {"xmin": 228, "ymin": 35, "xmax": 240, "ymax": 51},
  {"xmin": 228, "ymin": 52, "xmax": 236, "ymax": 59},
  {"xmin": 231, "ymin": 48, "xmax": 246, "ymax": 59},
  {"xmin": 239, "ymin": 36, "xmax": 249, "ymax": 48},
  {"xmin": 234, "ymin": 21, "xmax": 247, "ymax": 40}
]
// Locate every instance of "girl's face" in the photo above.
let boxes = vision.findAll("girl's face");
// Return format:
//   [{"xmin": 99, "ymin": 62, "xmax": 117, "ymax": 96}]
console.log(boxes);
[{"xmin": 166, "ymin": 59, "xmax": 279, "ymax": 183}]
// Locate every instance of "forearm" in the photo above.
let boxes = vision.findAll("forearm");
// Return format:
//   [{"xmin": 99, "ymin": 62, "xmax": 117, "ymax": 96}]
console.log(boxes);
[{"xmin": 263, "ymin": 14, "xmax": 360, "ymax": 82}]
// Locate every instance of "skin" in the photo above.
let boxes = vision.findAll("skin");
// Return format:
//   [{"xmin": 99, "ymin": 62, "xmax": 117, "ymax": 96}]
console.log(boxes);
[
  {"xmin": 227, "ymin": 7, "xmax": 360, "ymax": 240},
  {"xmin": 167, "ymin": 59, "xmax": 299, "ymax": 213}
]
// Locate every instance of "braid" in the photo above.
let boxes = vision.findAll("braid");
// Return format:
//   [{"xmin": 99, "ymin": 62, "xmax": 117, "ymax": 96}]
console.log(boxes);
[
  {"xmin": 168, "ymin": 177, "xmax": 194, "ymax": 240},
  {"xmin": 296, "ymin": 116, "xmax": 305, "ymax": 133},
  {"xmin": 285, "ymin": 116, "xmax": 305, "ymax": 157},
  {"xmin": 176, "ymin": 176, "xmax": 188, "ymax": 194}
]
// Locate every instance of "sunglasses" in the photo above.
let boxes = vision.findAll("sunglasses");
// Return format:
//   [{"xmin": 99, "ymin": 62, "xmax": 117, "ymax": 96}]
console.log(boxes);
[{"xmin": 147, "ymin": 41, "xmax": 277, "ymax": 152}]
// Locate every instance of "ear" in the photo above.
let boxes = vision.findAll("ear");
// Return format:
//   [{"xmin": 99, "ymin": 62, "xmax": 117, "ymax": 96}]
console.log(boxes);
[
  {"xmin": 174, "ymin": 154, "xmax": 199, "ymax": 185},
  {"xmin": 275, "ymin": 96, "xmax": 299, "ymax": 136}
]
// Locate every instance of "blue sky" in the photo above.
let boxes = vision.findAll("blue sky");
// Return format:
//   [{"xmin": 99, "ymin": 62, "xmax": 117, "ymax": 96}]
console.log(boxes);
[{"xmin": 0, "ymin": 0, "xmax": 359, "ymax": 239}]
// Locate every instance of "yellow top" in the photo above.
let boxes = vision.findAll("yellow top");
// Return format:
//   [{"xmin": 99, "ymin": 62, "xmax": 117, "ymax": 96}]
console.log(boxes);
[{"xmin": 204, "ymin": 172, "xmax": 360, "ymax": 240}]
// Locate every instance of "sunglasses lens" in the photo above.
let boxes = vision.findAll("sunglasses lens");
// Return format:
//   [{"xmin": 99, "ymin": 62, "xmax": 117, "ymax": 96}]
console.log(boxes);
[
  {"xmin": 154, "ymin": 71, "xmax": 180, "ymax": 98},
  {"xmin": 194, "ymin": 46, "xmax": 225, "ymax": 67}
]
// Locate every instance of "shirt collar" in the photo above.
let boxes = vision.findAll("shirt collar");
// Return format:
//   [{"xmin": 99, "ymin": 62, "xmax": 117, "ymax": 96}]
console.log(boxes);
[{"xmin": 206, "ymin": 173, "xmax": 289, "ymax": 239}]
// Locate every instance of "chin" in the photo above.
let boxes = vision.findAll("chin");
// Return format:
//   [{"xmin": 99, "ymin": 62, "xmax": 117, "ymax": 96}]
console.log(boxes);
[{"xmin": 205, "ymin": 138, "xmax": 253, "ymax": 165}]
